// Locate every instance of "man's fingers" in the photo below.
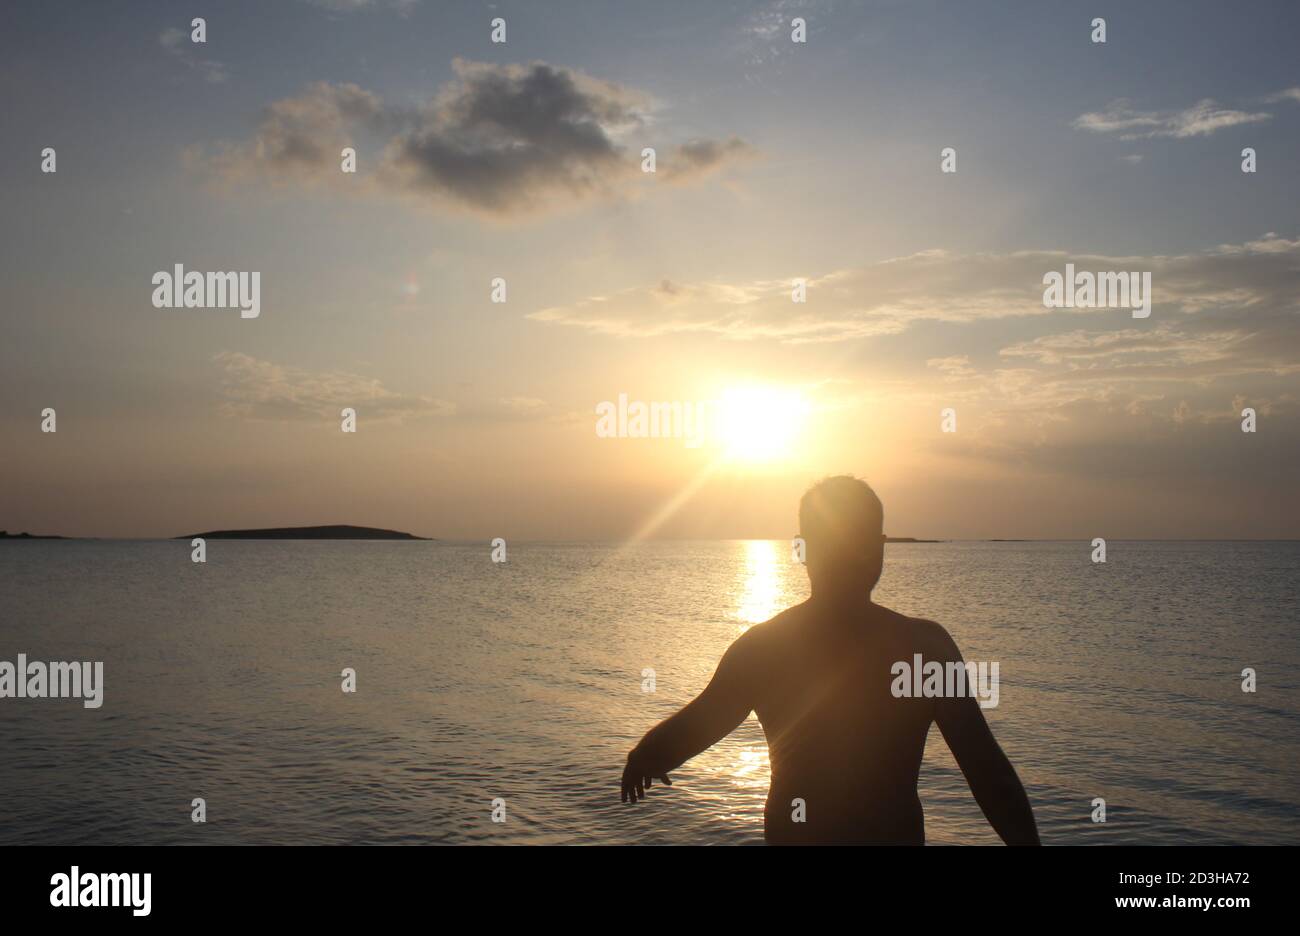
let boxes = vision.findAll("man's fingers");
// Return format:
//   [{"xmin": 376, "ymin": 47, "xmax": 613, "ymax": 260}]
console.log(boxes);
[{"xmin": 620, "ymin": 756, "xmax": 674, "ymax": 804}]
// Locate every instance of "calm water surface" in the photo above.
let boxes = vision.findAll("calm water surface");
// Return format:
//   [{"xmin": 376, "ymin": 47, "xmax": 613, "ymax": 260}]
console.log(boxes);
[{"xmin": 1, "ymin": 540, "xmax": 1297, "ymax": 845}]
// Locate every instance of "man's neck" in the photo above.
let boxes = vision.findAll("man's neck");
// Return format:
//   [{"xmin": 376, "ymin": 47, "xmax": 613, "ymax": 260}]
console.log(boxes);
[{"xmin": 808, "ymin": 587, "xmax": 875, "ymax": 614}]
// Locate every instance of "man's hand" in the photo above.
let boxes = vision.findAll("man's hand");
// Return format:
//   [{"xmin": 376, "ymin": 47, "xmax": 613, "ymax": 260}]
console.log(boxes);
[
  {"xmin": 620, "ymin": 751, "xmax": 672, "ymax": 803},
  {"xmin": 619, "ymin": 636, "xmax": 755, "ymax": 805}
]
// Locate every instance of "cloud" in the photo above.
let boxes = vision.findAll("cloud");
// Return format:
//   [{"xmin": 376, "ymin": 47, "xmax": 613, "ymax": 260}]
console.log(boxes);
[
  {"xmin": 744, "ymin": 0, "xmax": 804, "ymax": 39},
  {"xmin": 189, "ymin": 60, "xmax": 753, "ymax": 218},
  {"xmin": 379, "ymin": 60, "xmax": 652, "ymax": 214},
  {"xmin": 497, "ymin": 396, "xmax": 549, "ymax": 416},
  {"xmin": 458, "ymin": 396, "xmax": 578, "ymax": 424},
  {"xmin": 738, "ymin": 0, "xmax": 834, "ymax": 67},
  {"xmin": 999, "ymin": 325, "xmax": 1236, "ymax": 370},
  {"xmin": 988, "ymin": 318, "xmax": 1297, "ymax": 416},
  {"xmin": 660, "ymin": 137, "xmax": 756, "ymax": 182},
  {"xmin": 529, "ymin": 235, "xmax": 1300, "ymax": 346},
  {"xmin": 880, "ymin": 323, "xmax": 1299, "ymax": 494},
  {"xmin": 531, "ymin": 233, "xmax": 1300, "ymax": 490},
  {"xmin": 1072, "ymin": 98, "xmax": 1271, "ymax": 139},
  {"xmin": 197, "ymin": 81, "xmax": 386, "ymax": 183},
  {"xmin": 801, "ymin": 238, "xmax": 1300, "ymax": 488},
  {"xmin": 926, "ymin": 356, "xmax": 977, "ymax": 379},
  {"xmin": 213, "ymin": 352, "xmax": 454, "ymax": 422},
  {"xmin": 1266, "ymin": 87, "xmax": 1300, "ymax": 103},
  {"xmin": 159, "ymin": 27, "xmax": 228, "ymax": 84}
]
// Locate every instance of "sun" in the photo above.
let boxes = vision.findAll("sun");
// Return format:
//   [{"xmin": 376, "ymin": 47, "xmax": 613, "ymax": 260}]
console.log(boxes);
[{"xmin": 715, "ymin": 386, "xmax": 809, "ymax": 463}]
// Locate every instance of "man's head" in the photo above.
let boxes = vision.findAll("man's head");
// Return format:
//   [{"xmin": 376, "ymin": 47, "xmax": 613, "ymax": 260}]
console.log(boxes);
[{"xmin": 798, "ymin": 475, "xmax": 885, "ymax": 596}]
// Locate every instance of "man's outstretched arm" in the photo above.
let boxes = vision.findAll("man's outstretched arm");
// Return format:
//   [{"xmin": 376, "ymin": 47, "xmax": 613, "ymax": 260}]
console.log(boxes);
[
  {"xmin": 931, "ymin": 630, "xmax": 1041, "ymax": 844},
  {"xmin": 621, "ymin": 638, "xmax": 755, "ymax": 803}
]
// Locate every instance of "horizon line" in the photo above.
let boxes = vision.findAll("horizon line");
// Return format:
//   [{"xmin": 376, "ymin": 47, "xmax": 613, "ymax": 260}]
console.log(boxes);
[{"xmin": 4, "ymin": 533, "xmax": 1299, "ymax": 544}]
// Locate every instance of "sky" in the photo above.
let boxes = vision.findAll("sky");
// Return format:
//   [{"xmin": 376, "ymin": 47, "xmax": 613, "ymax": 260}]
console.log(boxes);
[{"xmin": 1, "ymin": 0, "xmax": 1297, "ymax": 540}]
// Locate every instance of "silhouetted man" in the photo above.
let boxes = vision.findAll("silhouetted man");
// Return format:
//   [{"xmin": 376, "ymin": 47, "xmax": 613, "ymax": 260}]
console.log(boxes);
[{"xmin": 621, "ymin": 476, "xmax": 1040, "ymax": 845}]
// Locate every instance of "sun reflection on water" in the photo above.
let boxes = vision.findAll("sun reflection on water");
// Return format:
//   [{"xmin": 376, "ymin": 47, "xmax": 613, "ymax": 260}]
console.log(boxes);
[
  {"xmin": 735, "ymin": 540, "xmax": 783, "ymax": 630},
  {"xmin": 688, "ymin": 541, "xmax": 795, "ymax": 818},
  {"xmin": 729, "ymin": 746, "xmax": 771, "ymax": 790}
]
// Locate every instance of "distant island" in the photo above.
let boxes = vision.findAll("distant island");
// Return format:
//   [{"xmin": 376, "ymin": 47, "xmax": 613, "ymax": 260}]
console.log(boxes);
[
  {"xmin": 0, "ymin": 530, "xmax": 67, "ymax": 540},
  {"xmin": 176, "ymin": 525, "xmax": 430, "ymax": 540},
  {"xmin": 884, "ymin": 536, "xmax": 941, "ymax": 543}
]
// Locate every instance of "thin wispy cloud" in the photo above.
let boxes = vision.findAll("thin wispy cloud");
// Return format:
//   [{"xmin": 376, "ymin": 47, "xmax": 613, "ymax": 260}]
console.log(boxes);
[
  {"xmin": 188, "ymin": 60, "xmax": 754, "ymax": 218},
  {"xmin": 925, "ymin": 355, "xmax": 977, "ymax": 379},
  {"xmin": 1072, "ymin": 98, "xmax": 1271, "ymax": 140},
  {"xmin": 743, "ymin": 0, "xmax": 820, "ymax": 40},
  {"xmin": 530, "ymin": 235, "xmax": 1300, "ymax": 346},
  {"xmin": 459, "ymin": 396, "xmax": 577, "ymax": 424},
  {"xmin": 213, "ymin": 352, "xmax": 454, "ymax": 422},
  {"xmin": 158, "ymin": 27, "xmax": 228, "ymax": 84}
]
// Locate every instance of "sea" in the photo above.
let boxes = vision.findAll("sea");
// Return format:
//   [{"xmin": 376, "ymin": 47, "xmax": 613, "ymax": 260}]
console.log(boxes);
[{"xmin": 1, "ymin": 539, "xmax": 1297, "ymax": 845}]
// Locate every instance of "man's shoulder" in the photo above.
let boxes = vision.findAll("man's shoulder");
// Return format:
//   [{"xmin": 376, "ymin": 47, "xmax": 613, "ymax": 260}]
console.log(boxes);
[
  {"xmin": 874, "ymin": 605, "xmax": 959, "ymax": 655},
  {"xmin": 761, "ymin": 600, "xmax": 817, "ymax": 630},
  {"xmin": 734, "ymin": 601, "xmax": 810, "ymax": 647}
]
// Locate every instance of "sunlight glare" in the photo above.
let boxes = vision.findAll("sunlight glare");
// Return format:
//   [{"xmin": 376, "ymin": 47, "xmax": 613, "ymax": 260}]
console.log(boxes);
[
  {"xmin": 716, "ymin": 386, "xmax": 809, "ymax": 463},
  {"xmin": 735, "ymin": 539, "xmax": 782, "ymax": 629}
]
